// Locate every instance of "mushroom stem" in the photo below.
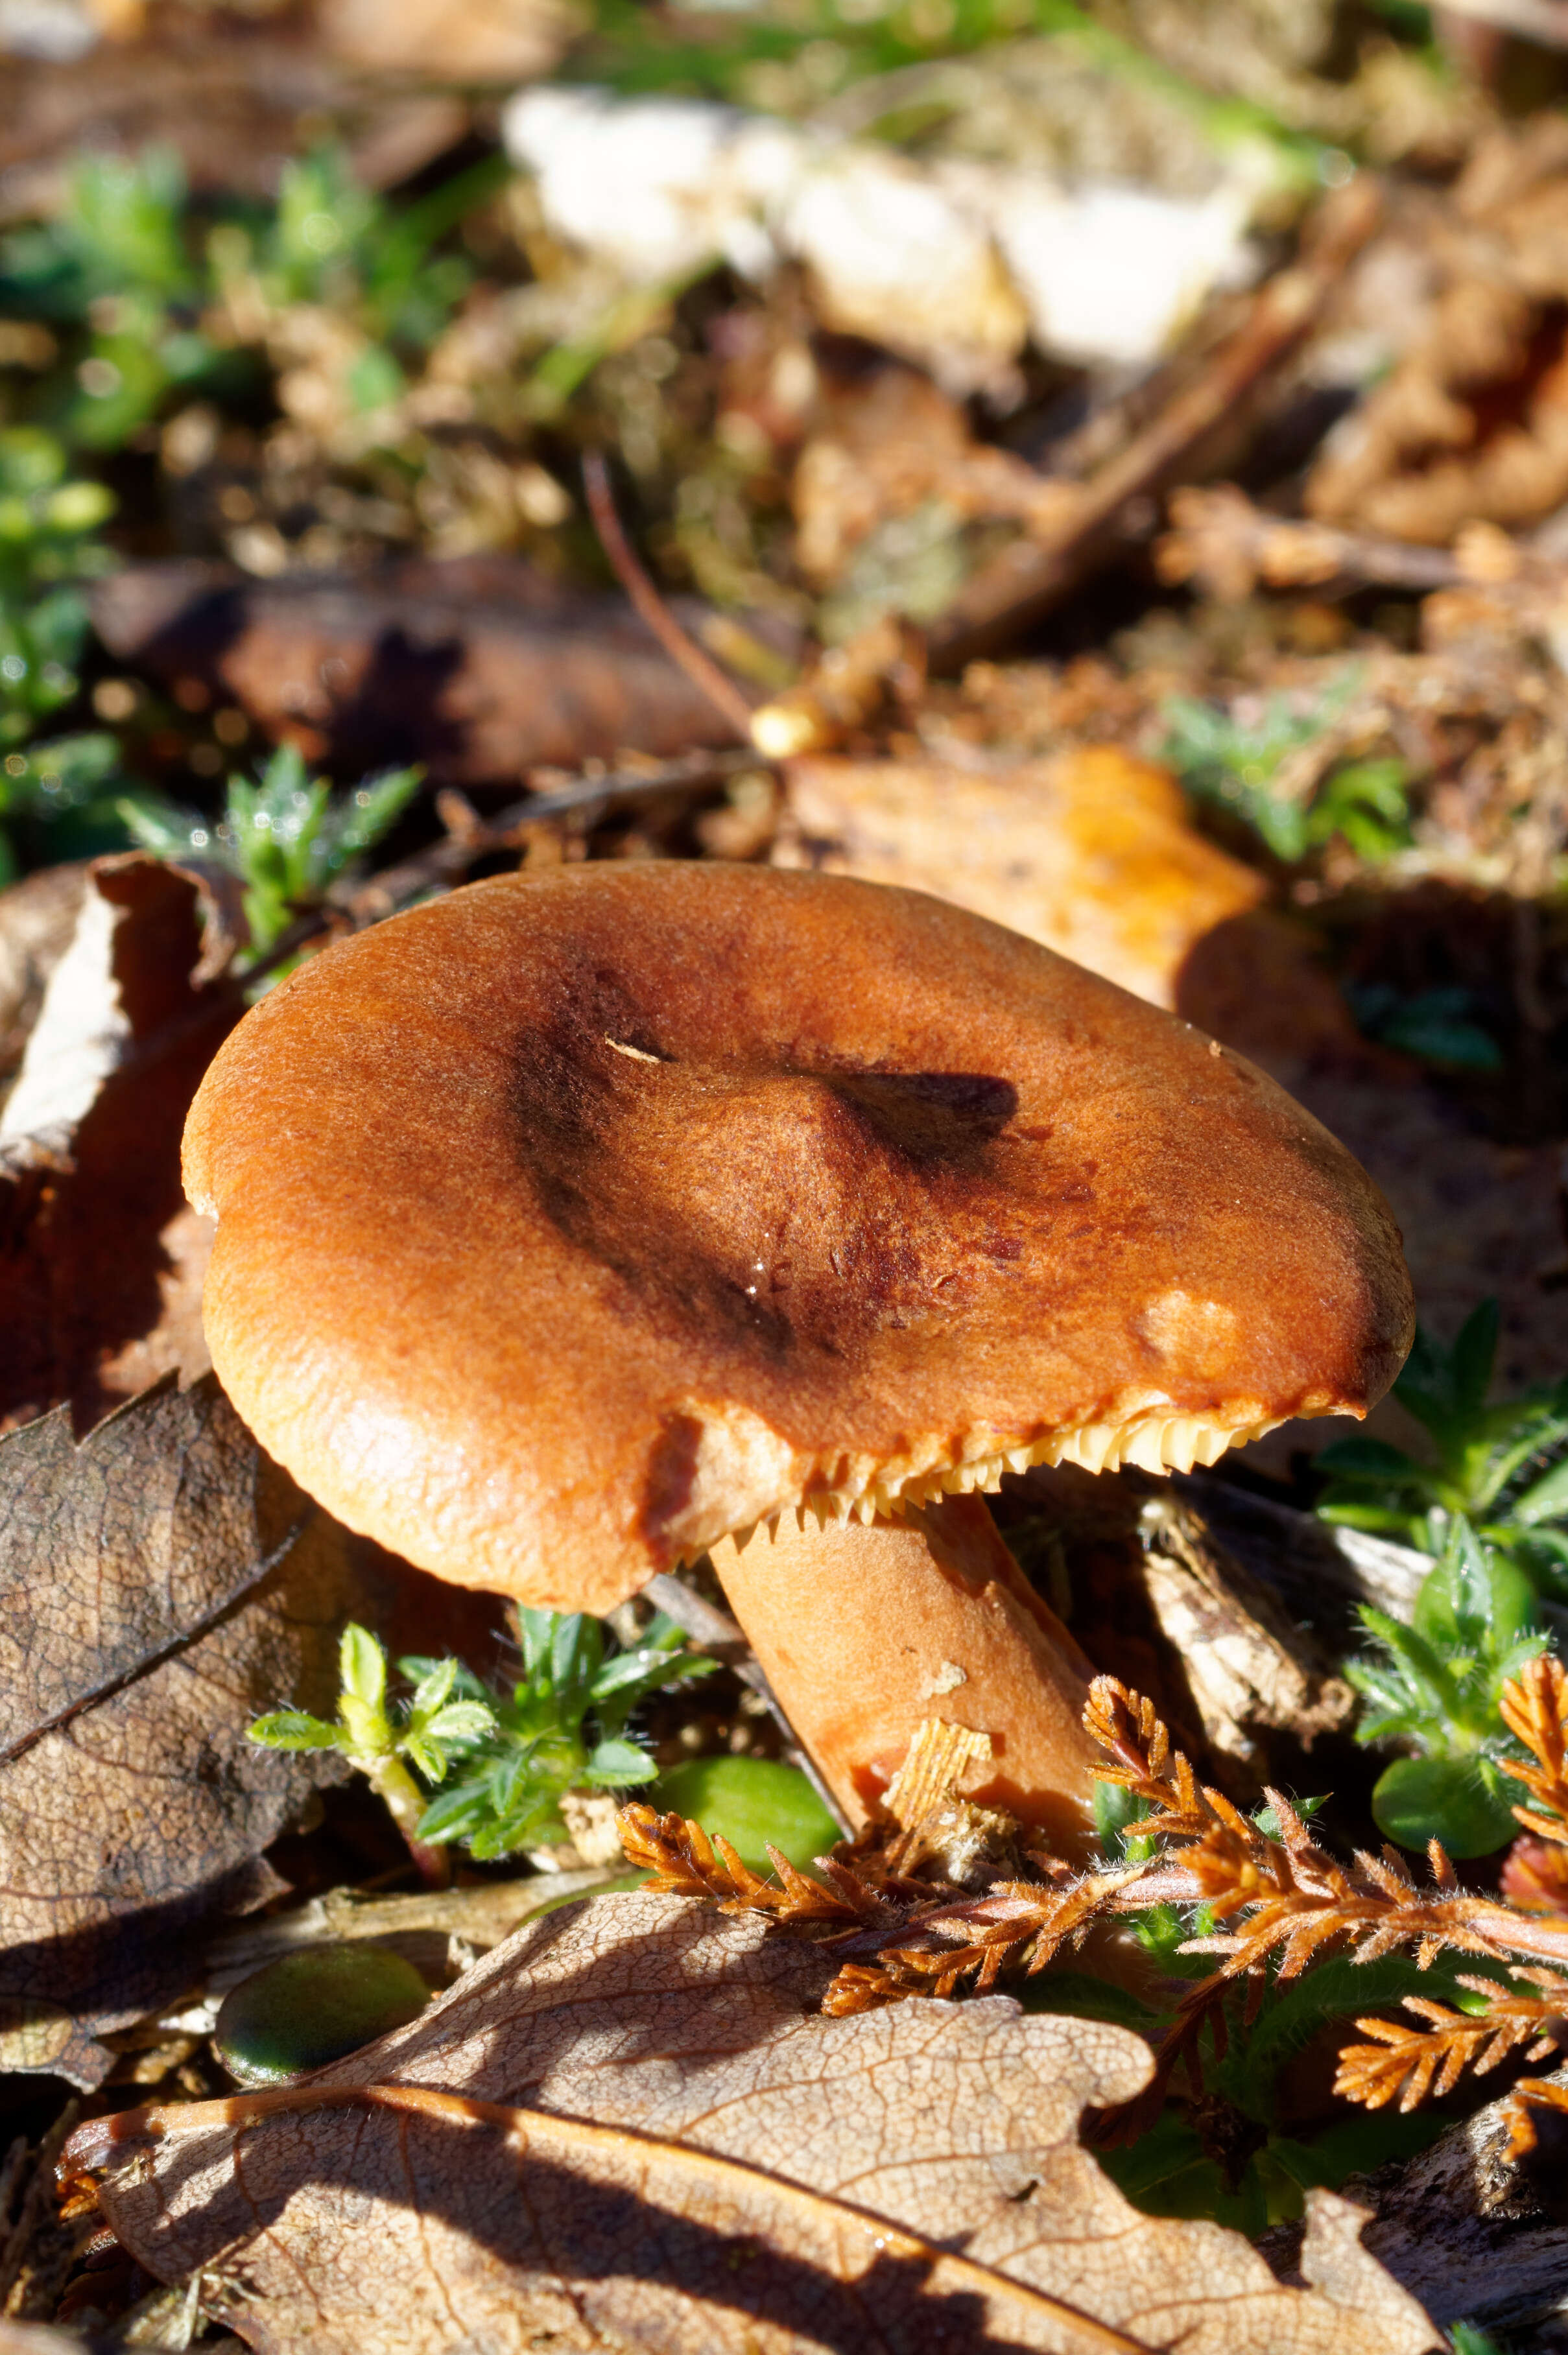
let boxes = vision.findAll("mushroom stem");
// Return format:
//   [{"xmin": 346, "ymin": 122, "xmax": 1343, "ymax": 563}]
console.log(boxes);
[
  {"xmin": 643, "ymin": 1572, "xmax": 853, "ymax": 1835},
  {"xmin": 709, "ymin": 1495, "xmax": 1104, "ymax": 1862}
]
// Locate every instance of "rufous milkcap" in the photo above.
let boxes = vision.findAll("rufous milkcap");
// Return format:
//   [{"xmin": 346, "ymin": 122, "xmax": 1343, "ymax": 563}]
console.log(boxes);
[{"xmin": 183, "ymin": 863, "xmax": 1414, "ymax": 1613}]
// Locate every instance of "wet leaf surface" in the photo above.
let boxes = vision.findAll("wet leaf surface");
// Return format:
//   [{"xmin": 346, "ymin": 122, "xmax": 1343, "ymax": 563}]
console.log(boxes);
[{"xmin": 75, "ymin": 1890, "xmax": 1441, "ymax": 2352}]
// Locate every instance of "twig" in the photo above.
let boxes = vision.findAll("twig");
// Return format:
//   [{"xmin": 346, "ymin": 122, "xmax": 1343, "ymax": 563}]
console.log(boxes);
[
  {"xmin": 582, "ymin": 453, "xmax": 755, "ymax": 739},
  {"xmin": 643, "ymin": 1571, "xmax": 852, "ymax": 1838},
  {"xmin": 339, "ymin": 745, "xmax": 763, "ymax": 925},
  {"xmin": 1156, "ymin": 483, "xmax": 1473, "ymax": 601},
  {"xmin": 925, "ymin": 176, "xmax": 1383, "ymax": 669}
]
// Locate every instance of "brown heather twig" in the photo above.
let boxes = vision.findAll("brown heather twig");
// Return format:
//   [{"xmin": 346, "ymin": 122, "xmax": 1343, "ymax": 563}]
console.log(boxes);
[
  {"xmin": 626, "ymin": 1663, "xmax": 1568, "ymax": 2145},
  {"xmin": 820, "ymin": 1861, "xmax": 1141, "ymax": 2015},
  {"xmin": 617, "ymin": 1804, "xmax": 890, "ymax": 1926},
  {"xmin": 1334, "ymin": 1968, "xmax": 1568, "ymax": 2111},
  {"xmin": 1501, "ymin": 1655, "xmax": 1568, "ymax": 1840}
]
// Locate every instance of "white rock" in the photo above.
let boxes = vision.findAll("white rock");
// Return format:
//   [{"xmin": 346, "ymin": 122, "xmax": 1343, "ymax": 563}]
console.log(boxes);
[{"xmin": 503, "ymin": 84, "xmax": 1265, "ymax": 375}]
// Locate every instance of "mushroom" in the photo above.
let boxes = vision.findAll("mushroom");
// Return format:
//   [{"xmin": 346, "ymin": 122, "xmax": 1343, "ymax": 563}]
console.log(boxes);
[{"xmin": 184, "ymin": 864, "xmax": 1412, "ymax": 1852}]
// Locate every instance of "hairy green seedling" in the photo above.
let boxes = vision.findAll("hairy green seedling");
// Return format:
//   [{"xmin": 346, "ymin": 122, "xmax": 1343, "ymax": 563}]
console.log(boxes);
[
  {"xmin": 412, "ymin": 1608, "xmax": 719, "ymax": 1860},
  {"xmin": 0, "ymin": 424, "xmax": 115, "ymax": 738},
  {"xmin": 1317, "ymin": 1301, "xmax": 1568, "ymax": 1587},
  {"xmin": 0, "ymin": 143, "xmax": 498, "ymax": 462},
  {"xmin": 249, "ymin": 1624, "xmax": 494, "ymax": 1862},
  {"xmin": 1161, "ymin": 678, "xmax": 1412, "ymax": 864},
  {"xmin": 1346, "ymin": 1517, "xmax": 1548, "ymax": 1855},
  {"xmin": 250, "ymin": 1610, "xmax": 718, "ymax": 1866},
  {"xmin": 119, "ymin": 742, "xmax": 420, "ymax": 960}
]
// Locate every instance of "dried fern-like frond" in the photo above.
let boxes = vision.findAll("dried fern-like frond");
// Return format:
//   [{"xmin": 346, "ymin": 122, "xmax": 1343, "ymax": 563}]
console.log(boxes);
[
  {"xmin": 1506, "ymin": 2073, "xmax": 1568, "ymax": 2160},
  {"xmin": 1333, "ymin": 1967, "xmax": 1568, "ymax": 2111},
  {"xmin": 1161, "ymin": 1807, "xmax": 1525, "ymax": 1985},
  {"xmin": 617, "ymin": 1805, "xmax": 888, "ymax": 1925},
  {"xmin": 1502, "ymin": 1834, "xmax": 1568, "ymax": 1914},
  {"xmin": 1500, "ymin": 1655, "xmax": 1568, "ymax": 1843},
  {"xmin": 821, "ymin": 1864, "xmax": 1141, "ymax": 2014},
  {"xmin": 1084, "ymin": 1675, "xmax": 1217, "ymax": 1843}
]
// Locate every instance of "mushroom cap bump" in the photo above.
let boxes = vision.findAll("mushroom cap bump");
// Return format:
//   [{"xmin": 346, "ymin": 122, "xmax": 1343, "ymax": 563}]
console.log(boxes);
[{"xmin": 183, "ymin": 863, "xmax": 1414, "ymax": 1614}]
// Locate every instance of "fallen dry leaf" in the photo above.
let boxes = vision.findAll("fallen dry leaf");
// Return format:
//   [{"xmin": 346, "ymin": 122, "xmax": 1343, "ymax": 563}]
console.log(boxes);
[
  {"xmin": 74, "ymin": 1890, "xmax": 1440, "ymax": 2352},
  {"xmin": 0, "ymin": 1371, "xmax": 409, "ymax": 2088},
  {"xmin": 89, "ymin": 557, "xmax": 744, "ymax": 785},
  {"xmin": 0, "ymin": 854, "xmax": 234, "ymax": 1431},
  {"xmin": 0, "ymin": 26, "xmax": 466, "ymax": 220},
  {"xmin": 774, "ymin": 746, "xmax": 1263, "ymax": 1010},
  {"xmin": 317, "ymin": 0, "xmax": 573, "ymax": 79},
  {"xmin": 0, "ymin": 862, "xmax": 88, "ymax": 1092}
]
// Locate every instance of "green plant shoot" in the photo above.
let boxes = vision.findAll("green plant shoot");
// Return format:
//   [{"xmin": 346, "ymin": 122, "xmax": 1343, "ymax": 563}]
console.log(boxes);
[
  {"xmin": 0, "ymin": 426, "xmax": 115, "ymax": 747},
  {"xmin": 250, "ymin": 1610, "xmax": 719, "ymax": 1865},
  {"xmin": 1160, "ymin": 676, "xmax": 1412, "ymax": 864},
  {"xmin": 119, "ymin": 743, "xmax": 421, "ymax": 960},
  {"xmin": 1346, "ymin": 1516, "xmax": 1548, "ymax": 1856},
  {"xmin": 411, "ymin": 1608, "xmax": 720, "ymax": 1860},
  {"xmin": 1316, "ymin": 1300, "xmax": 1568, "ymax": 1591},
  {"xmin": 248, "ymin": 1623, "xmax": 495, "ymax": 1856}
]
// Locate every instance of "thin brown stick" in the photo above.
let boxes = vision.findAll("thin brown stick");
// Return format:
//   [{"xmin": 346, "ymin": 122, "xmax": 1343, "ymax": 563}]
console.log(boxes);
[
  {"xmin": 1156, "ymin": 484, "xmax": 1472, "ymax": 601},
  {"xmin": 336, "ymin": 746, "xmax": 761, "ymax": 929},
  {"xmin": 582, "ymin": 453, "xmax": 755, "ymax": 739},
  {"xmin": 641, "ymin": 1572, "xmax": 852, "ymax": 1837},
  {"xmin": 925, "ymin": 176, "xmax": 1383, "ymax": 669}
]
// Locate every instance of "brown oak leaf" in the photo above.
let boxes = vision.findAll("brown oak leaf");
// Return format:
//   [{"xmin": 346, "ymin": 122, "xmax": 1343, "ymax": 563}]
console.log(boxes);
[
  {"xmin": 0, "ymin": 1372, "xmax": 398, "ymax": 2088},
  {"xmin": 71, "ymin": 1891, "xmax": 1441, "ymax": 2352},
  {"xmin": 0, "ymin": 853, "xmax": 240, "ymax": 1433}
]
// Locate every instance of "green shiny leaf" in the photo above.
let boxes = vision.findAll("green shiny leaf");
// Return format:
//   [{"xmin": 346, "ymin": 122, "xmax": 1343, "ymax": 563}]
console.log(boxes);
[
  {"xmin": 1372, "ymin": 1753, "xmax": 1524, "ymax": 1858},
  {"xmin": 649, "ymin": 1755, "xmax": 840, "ymax": 1874}
]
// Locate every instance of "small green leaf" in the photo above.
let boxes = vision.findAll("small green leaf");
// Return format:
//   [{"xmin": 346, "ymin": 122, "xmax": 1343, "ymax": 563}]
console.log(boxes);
[
  {"xmin": 410, "ymin": 1658, "xmax": 457, "ymax": 1718},
  {"xmin": 246, "ymin": 1709, "xmax": 342, "ymax": 1751},
  {"xmin": 583, "ymin": 1736, "xmax": 656, "ymax": 1787},
  {"xmin": 648, "ymin": 1756, "xmax": 840, "ymax": 1874},
  {"xmin": 1093, "ymin": 1775, "xmax": 1153, "ymax": 1860},
  {"xmin": 1514, "ymin": 1454, "xmax": 1568, "ymax": 1528},
  {"xmin": 1372, "ymin": 1753, "xmax": 1523, "ymax": 1858},
  {"xmin": 401, "ymin": 1734, "xmax": 444, "ymax": 1783},
  {"xmin": 339, "ymin": 1622, "xmax": 387, "ymax": 1710},
  {"xmin": 424, "ymin": 1701, "xmax": 493, "ymax": 1744},
  {"xmin": 215, "ymin": 1943, "xmax": 428, "ymax": 2088}
]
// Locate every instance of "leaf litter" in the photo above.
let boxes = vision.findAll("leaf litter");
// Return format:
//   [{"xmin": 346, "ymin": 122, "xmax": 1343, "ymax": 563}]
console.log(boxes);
[
  {"xmin": 63, "ymin": 1890, "xmax": 1440, "ymax": 2354},
  {"xmin": 0, "ymin": 1370, "xmax": 493, "ymax": 2089},
  {"xmin": 10, "ymin": 6, "xmax": 1568, "ymax": 2348}
]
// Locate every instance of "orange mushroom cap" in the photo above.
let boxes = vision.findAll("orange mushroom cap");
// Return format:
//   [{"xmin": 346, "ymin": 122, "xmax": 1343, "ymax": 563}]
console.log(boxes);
[{"xmin": 183, "ymin": 864, "xmax": 1413, "ymax": 1613}]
